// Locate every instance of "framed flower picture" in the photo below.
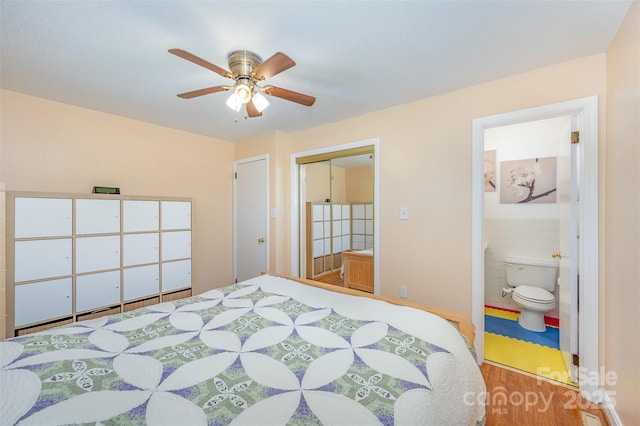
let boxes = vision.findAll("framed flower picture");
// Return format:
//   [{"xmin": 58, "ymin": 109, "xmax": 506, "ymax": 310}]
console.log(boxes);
[{"xmin": 500, "ymin": 156, "xmax": 557, "ymax": 203}]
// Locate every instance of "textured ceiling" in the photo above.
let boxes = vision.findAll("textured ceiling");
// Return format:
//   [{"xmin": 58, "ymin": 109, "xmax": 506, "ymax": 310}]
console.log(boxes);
[{"xmin": 0, "ymin": 1, "xmax": 632, "ymax": 142}]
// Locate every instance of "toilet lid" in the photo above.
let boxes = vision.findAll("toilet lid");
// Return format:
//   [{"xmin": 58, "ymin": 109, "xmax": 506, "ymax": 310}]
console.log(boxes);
[{"xmin": 514, "ymin": 286, "xmax": 554, "ymax": 303}]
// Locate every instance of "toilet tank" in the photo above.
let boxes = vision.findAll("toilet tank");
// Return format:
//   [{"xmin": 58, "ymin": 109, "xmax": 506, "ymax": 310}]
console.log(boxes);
[{"xmin": 504, "ymin": 256, "xmax": 558, "ymax": 291}]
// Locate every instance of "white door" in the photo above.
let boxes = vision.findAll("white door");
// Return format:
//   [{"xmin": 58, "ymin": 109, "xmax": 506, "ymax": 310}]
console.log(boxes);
[
  {"xmin": 559, "ymin": 121, "xmax": 580, "ymax": 383},
  {"xmin": 234, "ymin": 157, "xmax": 268, "ymax": 283}
]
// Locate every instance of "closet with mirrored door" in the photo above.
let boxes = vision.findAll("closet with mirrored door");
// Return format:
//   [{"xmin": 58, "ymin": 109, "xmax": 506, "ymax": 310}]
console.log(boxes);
[{"xmin": 298, "ymin": 147, "xmax": 375, "ymax": 292}]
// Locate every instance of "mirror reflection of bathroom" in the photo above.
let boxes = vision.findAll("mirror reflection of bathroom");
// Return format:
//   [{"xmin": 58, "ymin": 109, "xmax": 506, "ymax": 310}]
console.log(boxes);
[
  {"xmin": 483, "ymin": 115, "xmax": 579, "ymax": 387},
  {"xmin": 298, "ymin": 151, "xmax": 374, "ymax": 293}
]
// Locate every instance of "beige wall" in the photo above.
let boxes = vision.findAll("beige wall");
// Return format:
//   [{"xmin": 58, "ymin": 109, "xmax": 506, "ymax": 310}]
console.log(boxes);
[
  {"xmin": 0, "ymin": 90, "xmax": 236, "ymax": 298},
  {"xmin": 345, "ymin": 166, "xmax": 373, "ymax": 203},
  {"xmin": 605, "ymin": 0, "xmax": 640, "ymax": 423},
  {"xmin": 278, "ymin": 54, "xmax": 607, "ymax": 318},
  {"xmin": 304, "ymin": 162, "xmax": 346, "ymax": 203}
]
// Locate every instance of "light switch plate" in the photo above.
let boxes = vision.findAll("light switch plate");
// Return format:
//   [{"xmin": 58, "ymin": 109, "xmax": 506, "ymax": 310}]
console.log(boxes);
[{"xmin": 400, "ymin": 207, "xmax": 408, "ymax": 220}]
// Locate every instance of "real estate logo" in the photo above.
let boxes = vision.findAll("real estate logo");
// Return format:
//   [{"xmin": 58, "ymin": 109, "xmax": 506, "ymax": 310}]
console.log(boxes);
[{"xmin": 463, "ymin": 367, "xmax": 618, "ymax": 414}]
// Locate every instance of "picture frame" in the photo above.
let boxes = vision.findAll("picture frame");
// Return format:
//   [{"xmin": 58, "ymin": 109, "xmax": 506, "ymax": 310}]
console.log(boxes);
[{"xmin": 500, "ymin": 157, "xmax": 557, "ymax": 203}]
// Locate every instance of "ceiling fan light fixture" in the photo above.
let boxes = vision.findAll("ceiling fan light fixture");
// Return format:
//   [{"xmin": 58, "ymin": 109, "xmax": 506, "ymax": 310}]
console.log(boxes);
[
  {"xmin": 234, "ymin": 79, "xmax": 253, "ymax": 104},
  {"xmin": 170, "ymin": 49, "xmax": 315, "ymax": 117},
  {"xmin": 252, "ymin": 92, "xmax": 270, "ymax": 113},
  {"xmin": 226, "ymin": 93, "xmax": 243, "ymax": 112}
]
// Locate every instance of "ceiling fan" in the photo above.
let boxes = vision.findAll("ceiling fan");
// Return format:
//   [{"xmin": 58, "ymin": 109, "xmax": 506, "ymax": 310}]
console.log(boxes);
[{"xmin": 169, "ymin": 49, "xmax": 316, "ymax": 117}]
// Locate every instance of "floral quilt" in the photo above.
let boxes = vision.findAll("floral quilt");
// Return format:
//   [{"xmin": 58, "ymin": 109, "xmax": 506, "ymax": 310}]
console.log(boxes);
[{"xmin": 1, "ymin": 274, "xmax": 486, "ymax": 425}]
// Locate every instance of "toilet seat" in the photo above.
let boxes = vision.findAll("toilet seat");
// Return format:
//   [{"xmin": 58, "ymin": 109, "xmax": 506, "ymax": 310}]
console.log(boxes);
[{"xmin": 513, "ymin": 286, "xmax": 555, "ymax": 306}]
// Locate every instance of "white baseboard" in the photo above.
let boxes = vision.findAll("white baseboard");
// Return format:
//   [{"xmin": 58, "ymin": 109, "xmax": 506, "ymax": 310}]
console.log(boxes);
[{"xmin": 602, "ymin": 391, "xmax": 622, "ymax": 426}]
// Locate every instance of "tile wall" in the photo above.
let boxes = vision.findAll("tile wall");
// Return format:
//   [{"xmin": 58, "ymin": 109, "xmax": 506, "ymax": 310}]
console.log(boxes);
[{"xmin": 484, "ymin": 218, "xmax": 560, "ymax": 318}]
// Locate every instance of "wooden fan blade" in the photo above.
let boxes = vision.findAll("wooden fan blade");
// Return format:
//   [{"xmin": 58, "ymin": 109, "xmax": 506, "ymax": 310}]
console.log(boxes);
[
  {"xmin": 252, "ymin": 52, "xmax": 295, "ymax": 80},
  {"xmin": 264, "ymin": 86, "xmax": 316, "ymax": 107},
  {"xmin": 246, "ymin": 100, "xmax": 262, "ymax": 118},
  {"xmin": 177, "ymin": 86, "xmax": 228, "ymax": 99},
  {"xmin": 169, "ymin": 49, "xmax": 233, "ymax": 79}
]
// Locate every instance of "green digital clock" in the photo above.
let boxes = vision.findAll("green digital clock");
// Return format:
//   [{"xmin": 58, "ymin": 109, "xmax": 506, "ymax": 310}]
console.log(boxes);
[{"xmin": 92, "ymin": 186, "xmax": 120, "ymax": 194}]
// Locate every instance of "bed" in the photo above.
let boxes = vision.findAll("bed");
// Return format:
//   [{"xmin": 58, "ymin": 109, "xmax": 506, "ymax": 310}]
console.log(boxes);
[
  {"xmin": 341, "ymin": 249, "xmax": 374, "ymax": 293},
  {"xmin": 1, "ymin": 273, "xmax": 485, "ymax": 425}
]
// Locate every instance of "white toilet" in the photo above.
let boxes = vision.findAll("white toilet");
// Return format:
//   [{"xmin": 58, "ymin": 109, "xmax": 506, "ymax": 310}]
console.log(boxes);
[{"xmin": 502, "ymin": 256, "xmax": 558, "ymax": 332}]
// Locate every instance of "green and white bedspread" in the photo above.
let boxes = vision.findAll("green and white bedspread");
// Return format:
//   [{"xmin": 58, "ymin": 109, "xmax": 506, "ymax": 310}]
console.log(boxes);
[{"xmin": 1, "ymin": 274, "xmax": 486, "ymax": 425}]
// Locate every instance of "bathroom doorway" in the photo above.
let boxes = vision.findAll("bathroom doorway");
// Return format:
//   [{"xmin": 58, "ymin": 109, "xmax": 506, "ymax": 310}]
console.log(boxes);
[
  {"xmin": 482, "ymin": 115, "xmax": 577, "ymax": 386},
  {"xmin": 472, "ymin": 96, "xmax": 600, "ymax": 399}
]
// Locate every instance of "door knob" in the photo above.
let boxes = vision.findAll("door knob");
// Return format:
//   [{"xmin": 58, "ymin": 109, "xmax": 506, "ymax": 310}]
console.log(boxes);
[
  {"xmin": 258, "ymin": 237, "xmax": 265, "ymax": 243},
  {"xmin": 551, "ymin": 251, "xmax": 565, "ymax": 259}
]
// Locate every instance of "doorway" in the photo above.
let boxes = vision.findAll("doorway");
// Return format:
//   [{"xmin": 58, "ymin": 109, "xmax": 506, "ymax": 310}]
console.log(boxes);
[
  {"xmin": 290, "ymin": 139, "xmax": 380, "ymax": 293},
  {"xmin": 482, "ymin": 115, "xmax": 577, "ymax": 386},
  {"xmin": 472, "ymin": 96, "xmax": 600, "ymax": 400},
  {"xmin": 234, "ymin": 155, "xmax": 269, "ymax": 283},
  {"xmin": 299, "ymin": 154, "xmax": 374, "ymax": 289}
]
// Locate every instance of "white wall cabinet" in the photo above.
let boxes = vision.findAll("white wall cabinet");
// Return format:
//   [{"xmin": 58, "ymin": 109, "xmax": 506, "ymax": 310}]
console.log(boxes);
[
  {"xmin": 123, "ymin": 200, "xmax": 159, "ymax": 232},
  {"xmin": 76, "ymin": 271, "xmax": 121, "ymax": 312},
  {"xmin": 76, "ymin": 235, "xmax": 120, "ymax": 273},
  {"xmin": 7, "ymin": 193, "xmax": 192, "ymax": 337},
  {"xmin": 14, "ymin": 278, "xmax": 73, "ymax": 327},
  {"xmin": 123, "ymin": 265, "xmax": 159, "ymax": 301},
  {"xmin": 15, "ymin": 239, "xmax": 72, "ymax": 282},
  {"xmin": 162, "ymin": 201, "xmax": 191, "ymax": 230},
  {"xmin": 76, "ymin": 199, "xmax": 120, "ymax": 235},
  {"xmin": 123, "ymin": 233, "xmax": 160, "ymax": 266},
  {"xmin": 163, "ymin": 259, "xmax": 191, "ymax": 293},
  {"xmin": 162, "ymin": 231, "xmax": 191, "ymax": 261},
  {"xmin": 15, "ymin": 197, "xmax": 72, "ymax": 238}
]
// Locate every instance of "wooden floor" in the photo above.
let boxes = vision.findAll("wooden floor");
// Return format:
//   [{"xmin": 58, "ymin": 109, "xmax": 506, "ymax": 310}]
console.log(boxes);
[
  {"xmin": 312, "ymin": 271, "xmax": 344, "ymax": 287},
  {"xmin": 481, "ymin": 361, "xmax": 609, "ymax": 425}
]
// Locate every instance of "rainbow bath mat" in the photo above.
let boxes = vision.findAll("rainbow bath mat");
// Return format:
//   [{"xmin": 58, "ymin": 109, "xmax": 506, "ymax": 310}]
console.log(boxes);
[{"xmin": 484, "ymin": 307, "xmax": 576, "ymax": 387}]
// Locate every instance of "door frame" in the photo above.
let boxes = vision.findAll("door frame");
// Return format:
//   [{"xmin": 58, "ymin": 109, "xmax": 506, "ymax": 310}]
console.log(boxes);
[
  {"xmin": 233, "ymin": 154, "xmax": 269, "ymax": 283},
  {"xmin": 290, "ymin": 138, "xmax": 380, "ymax": 293},
  {"xmin": 472, "ymin": 96, "xmax": 600, "ymax": 399}
]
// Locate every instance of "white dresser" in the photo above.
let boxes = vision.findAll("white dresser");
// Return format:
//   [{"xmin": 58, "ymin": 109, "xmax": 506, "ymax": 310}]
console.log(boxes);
[{"xmin": 5, "ymin": 192, "xmax": 192, "ymax": 337}]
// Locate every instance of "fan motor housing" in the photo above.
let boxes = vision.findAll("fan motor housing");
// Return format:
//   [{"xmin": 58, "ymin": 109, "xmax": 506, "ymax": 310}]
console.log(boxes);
[{"xmin": 227, "ymin": 50, "xmax": 262, "ymax": 78}]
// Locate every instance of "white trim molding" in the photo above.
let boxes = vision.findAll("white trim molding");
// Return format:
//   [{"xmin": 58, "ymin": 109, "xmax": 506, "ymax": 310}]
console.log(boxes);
[
  {"xmin": 472, "ymin": 96, "xmax": 600, "ymax": 400},
  {"xmin": 602, "ymin": 390, "xmax": 622, "ymax": 426}
]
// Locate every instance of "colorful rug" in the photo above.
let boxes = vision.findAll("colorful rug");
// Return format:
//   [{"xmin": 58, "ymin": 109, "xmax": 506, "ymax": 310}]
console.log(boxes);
[{"xmin": 484, "ymin": 307, "xmax": 577, "ymax": 387}]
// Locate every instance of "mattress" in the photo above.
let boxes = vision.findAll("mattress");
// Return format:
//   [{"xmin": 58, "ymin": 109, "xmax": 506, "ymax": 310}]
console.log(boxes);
[{"xmin": 1, "ymin": 274, "xmax": 485, "ymax": 425}]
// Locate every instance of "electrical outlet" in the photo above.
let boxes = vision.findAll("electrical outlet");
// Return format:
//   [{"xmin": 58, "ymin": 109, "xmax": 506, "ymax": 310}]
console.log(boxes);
[{"xmin": 400, "ymin": 286, "xmax": 408, "ymax": 298}]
